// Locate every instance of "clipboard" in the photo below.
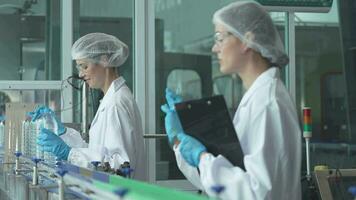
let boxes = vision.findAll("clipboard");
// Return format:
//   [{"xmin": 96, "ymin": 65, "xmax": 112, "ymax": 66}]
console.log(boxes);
[{"xmin": 175, "ymin": 95, "xmax": 245, "ymax": 169}]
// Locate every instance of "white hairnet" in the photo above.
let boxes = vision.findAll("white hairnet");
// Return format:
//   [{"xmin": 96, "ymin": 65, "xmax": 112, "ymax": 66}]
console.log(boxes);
[
  {"xmin": 71, "ymin": 33, "xmax": 129, "ymax": 67},
  {"xmin": 213, "ymin": 1, "xmax": 289, "ymax": 68}
]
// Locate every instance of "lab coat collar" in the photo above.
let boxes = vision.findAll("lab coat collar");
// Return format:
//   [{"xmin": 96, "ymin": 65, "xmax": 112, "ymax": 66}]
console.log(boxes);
[
  {"xmin": 239, "ymin": 67, "xmax": 280, "ymax": 107},
  {"xmin": 98, "ymin": 77, "xmax": 126, "ymax": 109}
]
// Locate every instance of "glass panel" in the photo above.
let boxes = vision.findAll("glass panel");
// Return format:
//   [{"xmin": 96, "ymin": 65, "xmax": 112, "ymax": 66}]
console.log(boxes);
[
  {"xmin": 155, "ymin": 0, "xmax": 222, "ymax": 181},
  {"xmin": 167, "ymin": 69, "xmax": 202, "ymax": 100},
  {"xmin": 295, "ymin": 0, "xmax": 344, "ymax": 142},
  {"xmin": 339, "ymin": 0, "xmax": 356, "ymax": 144},
  {"xmin": 154, "ymin": 0, "xmax": 287, "ymax": 180},
  {"xmin": 0, "ymin": 89, "xmax": 62, "ymax": 117},
  {"xmin": 72, "ymin": 0, "xmax": 134, "ymax": 124},
  {"xmin": 0, "ymin": 0, "xmax": 61, "ymax": 80},
  {"xmin": 295, "ymin": 0, "xmax": 353, "ymax": 174}
]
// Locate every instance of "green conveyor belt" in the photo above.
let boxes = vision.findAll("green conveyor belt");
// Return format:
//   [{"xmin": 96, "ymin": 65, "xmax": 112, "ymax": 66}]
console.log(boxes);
[{"xmin": 92, "ymin": 176, "xmax": 210, "ymax": 200}]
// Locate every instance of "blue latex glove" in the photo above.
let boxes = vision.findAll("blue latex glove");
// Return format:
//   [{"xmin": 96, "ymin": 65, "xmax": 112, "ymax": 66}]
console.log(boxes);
[
  {"xmin": 165, "ymin": 88, "xmax": 183, "ymax": 109},
  {"xmin": 37, "ymin": 128, "xmax": 71, "ymax": 160},
  {"xmin": 161, "ymin": 104, "xmax": 184, "ymax": 145},
  {"xmin": 177, "ymin": 133, "xmax": 207, "ymax": 167},
  {"xmin": 0, "ymin": 115, "xmax": 5, "ymax": 122},
  {"xmin": 161, "ymin": 88, "xmax": 184, "ymax": 145},
  {"xmin": 28, "ymin": 106, "xmax": 66, "ymax": 136}
]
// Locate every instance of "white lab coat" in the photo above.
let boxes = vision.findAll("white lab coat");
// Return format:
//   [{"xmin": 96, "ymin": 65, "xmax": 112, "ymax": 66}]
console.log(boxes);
[
  {"xmin": 60, "ymin": 77, "xmax": 147, "ymax": 181},
  {"xmin": 174, "ymin": 67, "xmax": 301, "ymax": 199}
]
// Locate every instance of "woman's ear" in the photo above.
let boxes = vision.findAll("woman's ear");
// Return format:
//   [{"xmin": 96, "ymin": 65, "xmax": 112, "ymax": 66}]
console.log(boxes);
[
  {"xmin": 100, "ymin": 55, "xmax": 109, "ymax": 67},
  {"xmin": 241, "ymin": 43, "xmax": 250, "ymax": 54},
  {"xmin": 241, "ymin": 31, "xmax": 255, "ymax": 53}
]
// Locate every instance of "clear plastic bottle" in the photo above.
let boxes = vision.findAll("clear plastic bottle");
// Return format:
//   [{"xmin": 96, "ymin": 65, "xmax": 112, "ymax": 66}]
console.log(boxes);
[
  {"xmin": 30, "ymin": 121, "xmax": 37, "ymax": 158},
  {"xmin": 25, "ymin": 121, "xmax": 32, "ymax": 157},
  {"xmin": 0, "ymin": 120, "xmax": 4, "ymax": 150},
  {"xmin": 21, "ymin": 120, "xmax": 27, "ymax": 156},
  {"xmin": 35, "ymin": 112, "xmax": 58, "ymax": 165},
  {"xmin": 35, "ymin": 120, "xmax": 44, "ymax": 160},
  {"xmin": 24, "ymin": 120, "xmax": 33, "ymax": 157},
  {"xmin": 27, "ymin": 121, "xmax": 32, "ymax": 157}
]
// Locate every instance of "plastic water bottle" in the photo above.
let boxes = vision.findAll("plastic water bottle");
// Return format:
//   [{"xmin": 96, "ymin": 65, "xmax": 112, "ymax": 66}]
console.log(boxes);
[
  {"xmin": 25, "ymin": 121, "xmax": 32, "ymax": 157},
  {"xmin": 21, "ymin": 120, "xmax": 27, "ymax": 155},
  {"xmin": 35, "ymin": 120, "xmax": 44, "ymax": 160},
  {"xmin": 22, "ymin": 120, "xmax": 33, "ymax": 157},
  {"xmin": 30, "ymin": 121, "xmax": 37, "ymax": 158},
  {"xmin": 26, "ymin": 121, "xmax": 31, "ymax": 157},
  {"xmin": 0, "ymin": 120, "xmax": 4, "ymax": 150},
  {"xmin": 35, "ymin": 112, "xmax": 58, "ymax": 165}
]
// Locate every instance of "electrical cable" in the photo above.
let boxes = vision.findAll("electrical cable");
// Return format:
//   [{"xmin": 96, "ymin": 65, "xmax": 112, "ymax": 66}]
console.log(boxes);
[
  {"xmin": 56, "ymin": 75, "xmax": 84, "ymax": 114},
  {"xmin": 66, "ymin": 75, "xmax": 84, "ymax": 90}
]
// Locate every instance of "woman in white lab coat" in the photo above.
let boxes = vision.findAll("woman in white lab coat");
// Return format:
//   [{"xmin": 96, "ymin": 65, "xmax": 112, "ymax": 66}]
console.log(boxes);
[
  {"xmin": 161, "ymin": 1, "xmax": 301, "ymax": 199},
  {"xmin": 32, "ymin": 33, "xmax": 147, "ymax": 181}
]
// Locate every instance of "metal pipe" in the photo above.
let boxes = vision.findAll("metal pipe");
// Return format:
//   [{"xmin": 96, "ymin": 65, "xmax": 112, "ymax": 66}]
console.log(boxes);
[
  {"xmin": 143, "ymin": 134, "xmax": 167, "ymax": 139},
  {"xmin": 15, "ymin": 157, "xmax": 20, "ymax": 175},
  {"xmin": 58, "ymin": 177, "xmax": 65, "ymax": 200},
  {"xmin": 306, "ymin": 138, "xmax": 311, "ymax": 180},
  {"xmin": 32, "ymin": 165, "xmax": 38, "ymax": 185},
  {"xmin": 16, "ymin": 169, "xmax": 46, "ymax": 173},
  {"xmin": 303, "ymin": 107, "xmax": 312, "ymax": 181},
  {"xmin": 8, "ymin": 121, "xmax": 12, "ymax": 152}
]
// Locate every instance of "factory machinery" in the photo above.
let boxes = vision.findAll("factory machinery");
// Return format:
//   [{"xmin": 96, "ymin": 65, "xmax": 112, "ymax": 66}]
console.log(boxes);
[
  {"xmin": 0, "ymin": 154, "xmax": 210, "ymax": 200},
  {"xmin": 0, "ymin": 102, "xmax": 210, "ymax": 200}
]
